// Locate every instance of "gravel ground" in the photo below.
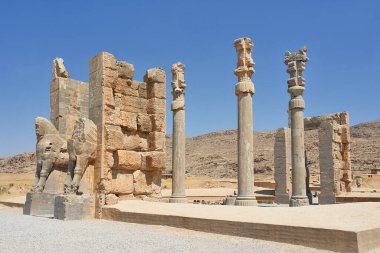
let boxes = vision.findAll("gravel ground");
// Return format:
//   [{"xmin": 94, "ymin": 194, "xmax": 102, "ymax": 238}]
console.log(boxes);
[{"xmin": 0, "ymin": 206, "xmax": 330, "ymax": 253}]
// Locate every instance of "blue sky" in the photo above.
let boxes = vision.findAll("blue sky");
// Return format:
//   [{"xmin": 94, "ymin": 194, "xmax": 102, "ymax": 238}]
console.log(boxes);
[{"xmin": 0, "ymin": 1, "xmax": 379, "ymax": 157}]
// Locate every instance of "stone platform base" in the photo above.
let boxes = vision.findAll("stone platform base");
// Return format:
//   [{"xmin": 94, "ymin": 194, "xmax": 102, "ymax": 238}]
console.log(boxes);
[
  {"xmin": 54, "ymin": 194, "xmax": 95, "ymax": 220},
  {"xmin": 22, "ymin": 192, "xmax": 95, "ymax": 220},
  {"xmin": 23, "ymin": 192, "xmax": 58, "ymax": 217},
  {"xmin": 103, "ymin": 200, "xmax": 380, "ymax": 252}
]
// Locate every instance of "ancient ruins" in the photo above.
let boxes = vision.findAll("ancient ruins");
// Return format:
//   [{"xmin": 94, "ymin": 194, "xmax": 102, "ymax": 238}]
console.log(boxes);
[
  {"xmin": 24, "ymin": 38, "xmax": 354, "ymax": 217},
  {"xmin": 24, "ymin": 53, "xmax": 167, "ymax": 219},
  {"xmin": 169, "ymin": 62, "xmax": 187, "ymax": 203},
  {"xmin": 233, "ymin": 38, "xmax": 257, "ymax": 206}
]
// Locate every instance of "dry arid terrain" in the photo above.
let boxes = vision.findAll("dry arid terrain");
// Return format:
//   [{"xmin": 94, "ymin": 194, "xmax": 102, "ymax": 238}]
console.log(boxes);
[{"xmin": 0, "ymin": 119, "xmax": 379, "ymax": 186}]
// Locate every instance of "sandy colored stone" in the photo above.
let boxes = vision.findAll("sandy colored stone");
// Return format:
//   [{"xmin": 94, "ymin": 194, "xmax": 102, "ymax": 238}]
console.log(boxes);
[
  {"xmin": 117, "ymin": 61, "xmax": 135, "ymax": 80},
  {"xmin": 146, "ymin": 151, "xmax": 166, "ymax": 170},
  {"xmin": 105, "ymin": 193, "xmax": 119, "ymax": 205},
  {"xmin": 147, "ymin": 98, "xmax": 165, "ymax": 114},
  {"xmin": 124, "ymin": 135, "xmax": 147, "ymax": 151},
  {"xmin": 104, "ymin": 106, "xmax": 122, "ymax": 126},
  {"xmin": 105, "ymin": 125, "xmax": 124, "ymax": 151},
  {"xmin": 122, "ymin": 95, "xmax": 146, "ymax": 113},
  {"xmin": 137, "ymin": 113, "xmax": 152, "ymax": 133},
  {"xmin": 133, "ymin": 170, "xmax": 161, "ymax": 196},
  {"xmin": 144, "ymin": 68, "xmax": 166, "ymax": 83},
  {"xmin": 148, "ymin": 132, "xmax": 165, "ymax": 151},
  {"xmin": 120, "ymin": 111, "xmax": 137, "ymax": 131},
  {"xmin": 138, "ymin": 82, "xmax": 147, "ymax": 99},
  {"xmin": 115, "ymin": 150, "xmax": 141, "ymax": 170},
  {"xmin": 147, "ymin": 82, "xmax": 166, "ymax": 99},
  {"xmin": 151, "ymin": 114, "xmax": 165, "ymax": 132},
  {"xmin": 104, "ymin": 87, "xmax": 115, "ymax": 107},
  {"xmin": 52, "ymin": 58, "xmax": 70, "ymax": 79},
  {"xmin": 111, "ymin": 172, "xmax": 134, "ymax": 194}
]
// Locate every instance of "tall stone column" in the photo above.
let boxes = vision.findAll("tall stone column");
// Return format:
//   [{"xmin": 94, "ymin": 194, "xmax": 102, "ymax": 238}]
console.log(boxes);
[
  {"xmin": 169, "ymin": 62, "xmax": 187, "ymax": 203},
  {"xmin": 234, "ymin": 38, "xmax": 257, "ymax": 206},
  {"xmin": 284, "ymin": 46, "xmax": 309, "ymax": 207}
]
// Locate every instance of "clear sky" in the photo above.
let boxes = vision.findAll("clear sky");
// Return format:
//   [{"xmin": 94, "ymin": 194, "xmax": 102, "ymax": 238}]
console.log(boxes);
[{"xmin": 0, "ymin": 1, "xmax": 379, "ymax": 157}]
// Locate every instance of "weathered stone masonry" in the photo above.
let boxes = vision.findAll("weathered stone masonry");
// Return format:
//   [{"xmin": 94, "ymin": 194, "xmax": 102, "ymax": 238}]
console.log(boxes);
[{"xmin": 89, "ymin": 52, "xmax": 166, "ymax": 210}]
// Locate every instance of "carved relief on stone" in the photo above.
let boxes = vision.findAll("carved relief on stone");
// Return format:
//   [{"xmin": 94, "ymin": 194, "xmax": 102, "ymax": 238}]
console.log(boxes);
[
  {"xmin": 31, "ymin": 117, "xmax": 68, "ymax": 193},
  {"xmin": 234, "ymin": 38, "xmax": 255, "ymax": 95},
  {"xmin": 284, "ymin": 46, "xmax": 309, "ymax": 110},
  {"xmin": 65, "ymin": 118, "xmax": 97, "ymax": 194},
  {"xmin": 52, "ymin": 58, "xmax": 70, "ymax": 79},
  {"xmin": 171, "ymin": 62, "xmax": 186, "ymax": 111}
]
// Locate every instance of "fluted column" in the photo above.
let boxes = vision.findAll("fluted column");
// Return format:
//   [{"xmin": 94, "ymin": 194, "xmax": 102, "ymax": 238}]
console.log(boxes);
[
  {"xmin": 234, "ymin": 38, "xmax": 257, "ymax": 206},
  {"xmin": 284, "ymin": 46, "xmax": 309, "ymax": 207},
  {"xmin": 169, "ymin": 62, "xmax": 187, "ymax": 203}
]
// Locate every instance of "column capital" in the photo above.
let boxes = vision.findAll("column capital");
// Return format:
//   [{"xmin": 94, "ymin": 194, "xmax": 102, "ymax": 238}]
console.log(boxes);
[
  {"xmin": 285, "ymin": 46, "xmax": 309, "ymax": 110},
  {"xmin": 171, "ymin": 62, "xmax": 186, "ymax": 111},
  {"xmin": 234, "ymin": 38, "xmax": 255, "ymax": 96}
]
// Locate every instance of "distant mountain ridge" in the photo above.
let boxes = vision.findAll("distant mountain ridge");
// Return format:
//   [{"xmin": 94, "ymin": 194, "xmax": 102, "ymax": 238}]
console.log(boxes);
[{"xmin": 1, "ymin": 119, "xmax": 380, "ymax": 178}]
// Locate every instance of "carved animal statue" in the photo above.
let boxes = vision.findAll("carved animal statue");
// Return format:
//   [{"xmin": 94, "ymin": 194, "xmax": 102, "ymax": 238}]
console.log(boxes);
[
  {"xmin": 64, "ymin": 118, "xmax": 97, "ymax": 194},
  {"xmin": 31, "ymin": 117, "xmax": 68, "ymax": 193}
]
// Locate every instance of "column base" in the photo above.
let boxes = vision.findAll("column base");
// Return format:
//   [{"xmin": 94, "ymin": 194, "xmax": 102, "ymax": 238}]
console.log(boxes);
[
  {"xmin": 289, "ymin": 195, "xmax": 309, "ymax": 207},
  {"xmin": 275, "ymin": 193, "xmax": 290, "ymax": 205},
  {"xmin": 169, "ymin": 195, "xmax": 188, "ymax": 204},
  {"xmin": 235, "ymin": 196, "xmax": 257, "ymax": 206}
]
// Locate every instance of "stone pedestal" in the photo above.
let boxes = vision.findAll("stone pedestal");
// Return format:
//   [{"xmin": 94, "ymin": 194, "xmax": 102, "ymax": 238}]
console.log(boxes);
[
  {"xmin": 169, "ymin": 63, "xmax": 187, "ymax": 204},
  {"xmin": 274, "ymin": 127, "xmax": 292, "ymax": 204},
  {"xmin": 284, "ymin": 46, "xmax": 309, "ymax": 207},
  {"xmin": 234, "ymin": 38, "xmax": 257, "ymax": 206},
  {"xmin": 23, "ymin": 192, "xmax": 58, "ymax": 217},
  {"xmin": 54, "ymin": 194, "xmax": 95, "ymax": 220}
]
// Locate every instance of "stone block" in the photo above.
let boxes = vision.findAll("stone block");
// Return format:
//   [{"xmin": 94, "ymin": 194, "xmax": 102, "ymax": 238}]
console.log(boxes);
[
  {"xmin": 147, "ymin": 98, "xmax": 165, "ymax": 114},
  {"xmin": 104, "ymin": 87, "xmax": 115, "ymax": 107},
  {"xmin": 106, "ymin": 151, "xmax": 115, "ymax": 168},
  {"xmin": 105, "ymin": 125, "xmax": 124, "ymax": 151},
  {"xmin": 105, "ymin": 194, "xmax": 119, "ymax": 205},
  {"xmin": 151, "ymin": 114, "xmax": 165, "ymax": 132},
  {"xmin": 89, "ymin": 52, "xmax": 117, "ymax": 74},
  {"xmin": 137, "ymin": 113, "xmax": 152, "ymax": 133},
  {"xmin": 146, "ymin": 151, "xmax": 166, "ymax": 170},
  {"xmin": 114, "ymin": 78, "xmax": 127, "ymax": 94},
  {"xmin": 144, "ymin": 68, "xmax": 166, "ymax": 83},
  {"xmin": 117, "ymin": 61, "xmax": 135, "ymax": 80},
  {"xmin": 120, "ymin": 111, "xmax": 137, "ymax": 131},
  {"xmin": 111, "ymin": 172, "xmax": 134, "ymax": 194},
  {"xmin": 133, "ymin": 170, "xmax": 161, "ymax": 196},
  {"xmin": 147, "ymin": 82, "xmax": 166, "ymax": 99},
  {"xmin": 23, "ymin": 192, "xmax": 58, "ymax": 217},
  {"xmin": 115, "ymin": 150, "xmax": 141, "ymax": 170},
  {"xmin": 105, "ymin": 106, "xmax": 122, "ymax": 126},
  {"xmin": 148, "ymin": 132, "xmax": 166, "ymax": 151},
  {"xmin": 340, "ymin": 112, "xmax": 349, "ymax": 125},
  {"xmin": 124, "ymin": 134, "xmax": 147, "ymax": 151},
  {"xmin": 54, "ymin": 194, "xmax": 95, "ymax": 220},
  {"xmin": 122, "ymin": 95, "xmax": 145, "ymax": 113},
  {"xmin": 138, "ymin": 82, "xmax": 147, "ymax": 99},
  {"xmin": 125, "ymin": 81, "xmax": 139, "ymax": 97}
]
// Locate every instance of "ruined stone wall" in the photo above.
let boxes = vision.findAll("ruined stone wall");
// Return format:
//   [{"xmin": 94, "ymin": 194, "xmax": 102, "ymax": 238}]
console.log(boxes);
[
  {"xmin": 89, "ymin": 52, "xmax": 166, "ymax": 208},
  {"xmin": 319, "ymin": 112, "xmax": 351, "ymax": 204},
  {"xmin": 274, "ymin": 112, "xmax": 351, "ymax": 204},
  {"xmin": 47, "ymin": 64, "xmax": 89, "ymax": 194},
  {"xmin": 50, "ymin": 78, "xmax": 89, "ymax": 140},
  {"xmin": 274, "ymin": 127, "xmax": 292, "ymax": 204}
]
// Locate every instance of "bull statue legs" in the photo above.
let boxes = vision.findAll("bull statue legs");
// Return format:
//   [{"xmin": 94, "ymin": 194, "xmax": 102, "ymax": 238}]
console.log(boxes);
[{"xmin": 64, "ymin": 118, "xmax": 97, "ymax": 194}]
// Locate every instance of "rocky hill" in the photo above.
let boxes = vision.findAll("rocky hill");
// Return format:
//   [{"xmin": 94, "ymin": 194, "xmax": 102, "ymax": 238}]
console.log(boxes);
[{"xmin": 1, "ymin": 119, "xmax": 379, "ymax": 178}]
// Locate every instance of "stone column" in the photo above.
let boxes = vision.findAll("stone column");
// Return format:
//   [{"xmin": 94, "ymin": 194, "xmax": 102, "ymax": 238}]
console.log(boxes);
[
  {"xmin": 284, "ymin": 46, "xmax": 309, "ymax": 207},
  {"xmin": 169, "ymin": 62, "xmax": 187, "ymax": 203},
  {"xmin": 234, "ymin": 38, "xmax": 257, "ymax": 206}
]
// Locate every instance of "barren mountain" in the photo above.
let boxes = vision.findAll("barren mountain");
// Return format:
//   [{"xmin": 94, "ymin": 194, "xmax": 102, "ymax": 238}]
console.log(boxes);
[{"xmin": 1, "ymin": 120, "xmax": 379, "ymax": 179}]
